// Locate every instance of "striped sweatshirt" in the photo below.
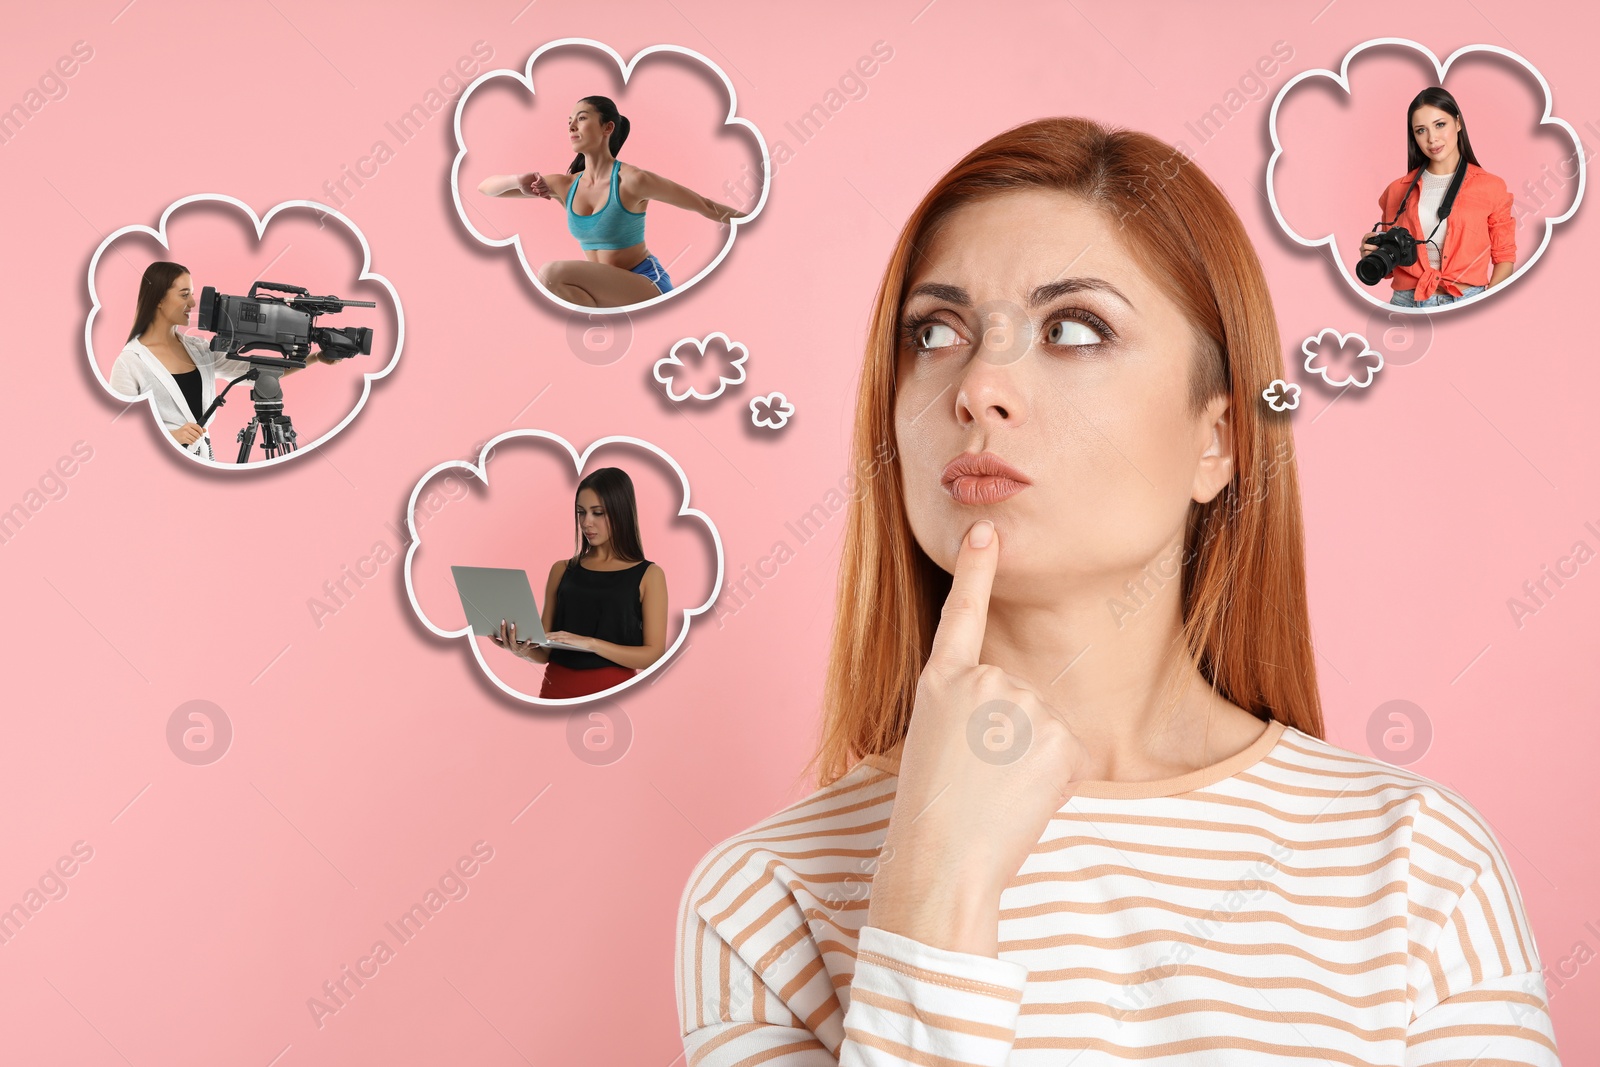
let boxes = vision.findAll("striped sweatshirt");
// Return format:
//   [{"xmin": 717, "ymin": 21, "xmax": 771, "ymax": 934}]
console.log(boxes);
[{"xmin": 675, "ymin": 718, "xmax": 1561, "ymax": 1065}]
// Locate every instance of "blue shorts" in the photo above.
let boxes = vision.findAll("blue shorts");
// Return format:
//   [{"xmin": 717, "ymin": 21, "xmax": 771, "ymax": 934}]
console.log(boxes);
[
  {"xmin": 628, "ymin": 252, "xmax": 672, "ymax": 294},
  {"xmin": 1390, "ymin": 283, "xmax": 1486, "ymax": 307}
]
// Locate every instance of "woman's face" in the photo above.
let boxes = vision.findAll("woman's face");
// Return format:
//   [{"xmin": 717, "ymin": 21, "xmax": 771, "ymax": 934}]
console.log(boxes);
[
  {"xmin": 159, "ymin": 273, "xmax": 196, "ymax": 329},
  {"xmin": 1411, "ymin": 105, "xmax": 1461, "ymax": 164},
  {"xmin": 891, "ymin": 189, "xmax": 1234, "ymax": 605},
  {"xmin": 576, "ymin": 488, "xmax": 612, "ymax": 551},
  {"xmin": 567, "ymin": 103, "xmax": 609, "ymax": 154}
]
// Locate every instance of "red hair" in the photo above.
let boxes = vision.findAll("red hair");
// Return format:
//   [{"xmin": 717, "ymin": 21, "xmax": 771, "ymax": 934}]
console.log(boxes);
[{"xmin": 807, "ymin": 117, "xmax": 1323, "ymax": 788}]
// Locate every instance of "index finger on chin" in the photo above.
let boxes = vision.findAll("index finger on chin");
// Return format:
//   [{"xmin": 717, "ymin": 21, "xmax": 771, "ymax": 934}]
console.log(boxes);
[{"xmin": 926, "ymin": 520, "xmax": 998, "ymax": 672}]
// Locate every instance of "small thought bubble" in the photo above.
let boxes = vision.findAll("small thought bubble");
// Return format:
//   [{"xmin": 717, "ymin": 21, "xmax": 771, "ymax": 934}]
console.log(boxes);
[
  {"xmin": 749, "ymin": 391, "xmax": 794, "ymax": 430},
  {"xmin": 1262, "ymin": 378, "xmax": 1301, "ymax": 412},
  {"xmin": 654, "ymin": 332, "xmax": 748, "ymax": 401},
  {"xmin": 1301, "ymin": 328, "xmax": 1384, "ymax": 389}
]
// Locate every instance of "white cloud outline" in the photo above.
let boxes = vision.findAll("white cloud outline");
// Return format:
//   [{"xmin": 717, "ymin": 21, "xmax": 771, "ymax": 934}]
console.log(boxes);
[
  {"xmin": 402, "ymin": 429, "xmax": 724, "ymax": 707},
  {"xmin": 653, "ymin": 331, "xmax": 749, "ymax": 401},
  {"xmin": 749, "ymin": 390, "xmax": 794, "ymax": 430},
  {"xmin": 1261, "ymin": 378, "xmax": 1302, "ymax": 412},
  {"xmin": 84, "ymin": 194, "xmax": 403, "ymax": 470},
  {"xmin": 1301, "ymin": 328, "xmax": 1385, "ymax": 388},
  {"xmin": 1265, "ymin": 38, "xmax": 1586, "ymax": 315},
  {"xmin": 449, "ymin": 37, "xmax": 771, "ymax": 315}
]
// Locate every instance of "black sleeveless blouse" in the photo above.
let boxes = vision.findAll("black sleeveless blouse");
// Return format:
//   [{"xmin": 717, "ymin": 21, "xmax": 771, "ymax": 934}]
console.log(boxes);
[
  {"xmin": 173, "ymin": 368, "xmax": 204, "ymax": 423},
  {"xmin": 549, "ymin": 558, "xmax": 650, "ymax": 670}
]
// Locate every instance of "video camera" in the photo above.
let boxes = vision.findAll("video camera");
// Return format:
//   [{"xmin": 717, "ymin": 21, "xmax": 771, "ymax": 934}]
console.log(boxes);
[{"xmin": 196, "ymin": 281, "xmax": 375, "ymax": 367}]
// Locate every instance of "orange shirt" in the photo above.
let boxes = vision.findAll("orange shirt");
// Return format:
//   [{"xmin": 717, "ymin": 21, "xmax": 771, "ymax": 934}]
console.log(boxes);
[{"xmin": 1374, "ymin": 162, "xmax": 1515, "ymax": 301}]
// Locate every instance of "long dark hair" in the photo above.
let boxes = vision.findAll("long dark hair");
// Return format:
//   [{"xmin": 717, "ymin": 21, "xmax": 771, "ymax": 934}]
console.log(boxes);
[
  {"xmin": 570, "ymin": 467, "xmax": 645, "ymax": 565},
  {"xmin": 568, "ymin": 95, "xmax": 630, "ymax": 174},
  {"xmin": 1405, "ymin": 86, "xmax": 1480, "ymax": 173},
  {"xmin": 127, "ymin": 261, "xmax": 190, "ymax": 342}
]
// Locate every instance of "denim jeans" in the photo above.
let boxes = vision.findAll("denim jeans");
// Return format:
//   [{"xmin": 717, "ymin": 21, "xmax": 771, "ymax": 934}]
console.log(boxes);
[{"xmin": 1390, "ymin": 283, "xmax": 1486, "ymax": 307}]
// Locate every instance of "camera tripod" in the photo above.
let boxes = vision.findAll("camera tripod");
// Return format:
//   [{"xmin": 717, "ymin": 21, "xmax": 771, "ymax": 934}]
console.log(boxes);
[
  {"xmin": 233, "ymin": 370, "xmax": 298, "ymax": 461},
  {"xmin": 200, "ymin": 362, "xmax": 303, "ymax": 463}
]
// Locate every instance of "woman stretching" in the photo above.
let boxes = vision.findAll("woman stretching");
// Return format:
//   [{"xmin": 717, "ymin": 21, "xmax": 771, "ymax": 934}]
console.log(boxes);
[{"xmin": 478, "ymin": 95, "xmax": 748, "ymax": 307}]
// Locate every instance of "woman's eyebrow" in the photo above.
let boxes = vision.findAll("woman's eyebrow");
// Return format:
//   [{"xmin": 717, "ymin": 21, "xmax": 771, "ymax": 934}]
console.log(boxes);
[{"xmin": 903, "ymin": 277, "xmax": 1134, "ymax": 309}]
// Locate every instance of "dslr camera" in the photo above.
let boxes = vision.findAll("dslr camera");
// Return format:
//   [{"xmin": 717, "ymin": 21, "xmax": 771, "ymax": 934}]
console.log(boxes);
[{"xmin": 1356, "ymin": 226, "xmax": 1418, "ymax": 286}]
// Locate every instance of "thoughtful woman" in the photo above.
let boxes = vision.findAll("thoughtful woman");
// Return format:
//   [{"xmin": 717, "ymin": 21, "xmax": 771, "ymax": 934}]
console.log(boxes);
[
  {"xmin": 109, "ymin": 261, "xmax": 326, "ymax": 460},
  {"xmin": 1359, "ymin": 86, "xmax": 1516, "ymax": 308},
  {"xmin": 675, "ymin": 118, "xmax": 1559, "ymax": 1064},
  {"xmin": 491, "ymin": 467, "xmax": 668, "ymax": 699},
  {"xmin": 477, "ymin": 95, "xmax": 748, "ymax": 307}
]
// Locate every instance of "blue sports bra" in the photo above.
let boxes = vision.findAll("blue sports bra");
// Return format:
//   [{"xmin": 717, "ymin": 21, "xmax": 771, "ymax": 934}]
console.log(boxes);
[{"xmin": 565, "ymin": 159, "xmax": 646, "ymax": 250}]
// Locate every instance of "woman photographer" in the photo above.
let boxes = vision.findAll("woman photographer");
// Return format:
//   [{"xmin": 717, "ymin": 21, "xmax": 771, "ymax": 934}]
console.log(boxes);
[
  {"xmin": 490, "ymin": 467, "xmax": 668, "ymax": 699},
  {"xmin": 109, "ymin": 261, "xmax": 327, "ymax": 461},
  {"xmin": 1359, "ymin": 87, "xmax": 1516, "ymax": 307}
]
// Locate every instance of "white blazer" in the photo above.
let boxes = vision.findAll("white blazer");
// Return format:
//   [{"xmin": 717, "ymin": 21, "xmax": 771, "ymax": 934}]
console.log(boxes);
[{"xmin": 108, "ymin": 331, "xmax": 256, "ymax": 461}]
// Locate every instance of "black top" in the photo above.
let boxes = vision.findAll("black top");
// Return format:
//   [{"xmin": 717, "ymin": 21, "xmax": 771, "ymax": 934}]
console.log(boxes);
[
  {"xmin": 173, "ymin": 368, "xmax": 203, "ymax": 423},
  {"xmin": 549, "ymin": 558, "xmax": 651, "ymax": 670}
]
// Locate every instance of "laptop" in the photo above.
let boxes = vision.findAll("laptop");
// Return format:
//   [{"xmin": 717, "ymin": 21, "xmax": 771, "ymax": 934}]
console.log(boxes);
[{"xmin": 449, "ymin": 566, "xmax": 590, "ymax": 651}]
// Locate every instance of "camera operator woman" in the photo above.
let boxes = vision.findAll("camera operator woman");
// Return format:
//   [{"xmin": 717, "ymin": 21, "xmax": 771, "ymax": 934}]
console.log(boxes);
[
  {"xmin": 476, "ymin": 95, "xmax": 748, "ymax": 308},
  {"xmin": 489, "ymin": 467, "xmax": 669, "ymax": 699},
  {"xmin": 108, "ymin": 261, "xmax": 328, "ymax": 460},
  {"xmin": 1358, "ymin": 87, "xmax": 1516, "ymax": 307},
  {"xmin": 674, "ymin": 117, "xmax": 1558, "ymax": 1064}
]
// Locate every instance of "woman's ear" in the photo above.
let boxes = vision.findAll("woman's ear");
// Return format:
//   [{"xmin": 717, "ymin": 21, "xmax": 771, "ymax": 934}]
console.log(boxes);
[{"xmin": 1191, "ymin": 394, "xmax": 1234, "ymax": 505}]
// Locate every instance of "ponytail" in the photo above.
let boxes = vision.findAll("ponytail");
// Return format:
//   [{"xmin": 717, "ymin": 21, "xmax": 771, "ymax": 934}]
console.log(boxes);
[{"xmin": 569, "ymin": 95, "xmax": 630, "ymax": 173}]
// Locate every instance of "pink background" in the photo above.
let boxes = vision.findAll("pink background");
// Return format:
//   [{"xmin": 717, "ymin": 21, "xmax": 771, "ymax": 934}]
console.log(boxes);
[{"xmin": 3, "ymin": 1, "xmax": 1597, "ymax": 1064}]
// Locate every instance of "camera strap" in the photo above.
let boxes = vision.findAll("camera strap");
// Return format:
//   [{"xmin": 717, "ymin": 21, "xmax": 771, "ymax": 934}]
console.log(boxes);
[
  {"xmin": 1393, "ymin": 156, "xmax": 1468, "ymax": 241},
  {"xmin": 1392, "ymin": 166, "xmax": 1426, "ymax": 224}
]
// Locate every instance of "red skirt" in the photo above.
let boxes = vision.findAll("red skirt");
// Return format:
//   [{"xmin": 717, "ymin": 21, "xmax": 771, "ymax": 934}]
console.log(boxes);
[{"xmin": 539, "ymin": 661, "xmax": 637, "ymax": 699}]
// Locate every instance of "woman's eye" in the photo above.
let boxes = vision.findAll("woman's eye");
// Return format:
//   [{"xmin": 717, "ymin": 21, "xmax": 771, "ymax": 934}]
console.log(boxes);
[
  {"xmin": 1047, "ymin": 318, "xmax": 1102, "ymax": 346},
  {"xmin": 912, "ymin": 321, "xmax": 961, "ymax": 350}
]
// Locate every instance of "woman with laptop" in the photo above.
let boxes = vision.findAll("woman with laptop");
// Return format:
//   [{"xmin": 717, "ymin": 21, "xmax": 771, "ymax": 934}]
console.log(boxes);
[{"xmin": 489, "ymin": 467, "xmax": 668, "ymax": 698}]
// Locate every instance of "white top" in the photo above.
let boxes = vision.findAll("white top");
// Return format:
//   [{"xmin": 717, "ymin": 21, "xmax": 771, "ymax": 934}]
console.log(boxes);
[
  {"xmin": 1417, "ymin": 169, "xmax": 1454, "ymax": 270},
  {"xmin": 107, "ymin": 330, "xmax": 255, "ymax": 461},
  {"xmin": 676, "ymin": 719, "xmax": 1560, "ymax": 1065}
]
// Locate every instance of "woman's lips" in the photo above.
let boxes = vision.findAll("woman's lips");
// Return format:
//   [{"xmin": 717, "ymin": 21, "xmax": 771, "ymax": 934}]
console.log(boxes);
[
  {"xmin": 940, "ymin": 450, "xmax": 1031, "ymax": 505},
  {"xmin": 944, "ymin": 475, "xmax": 1027, "ymax": 505}
]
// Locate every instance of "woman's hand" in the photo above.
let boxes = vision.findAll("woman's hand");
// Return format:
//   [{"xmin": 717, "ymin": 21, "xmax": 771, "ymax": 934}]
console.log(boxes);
[
  {"xmin": 866, "ymin": 519, "xmax": 1085, "ymax": 957},
  {"xmin": 171, "ymin": 423, "xmax": 206, "ymax": 446},
  {"xmin": 518, "ymin": 172, "xmax": 552, "ymax": 199},
  {"xmin": 544, "ymin": 630, "xmax": 596, "ymax": 652},
  {"xmin": 1359, "ymin": 232, "xmax": 1380, "ymax": 257},
  {"xmin": 489, "ymin": 619, "xmax": 540, "ymax": 660}
]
